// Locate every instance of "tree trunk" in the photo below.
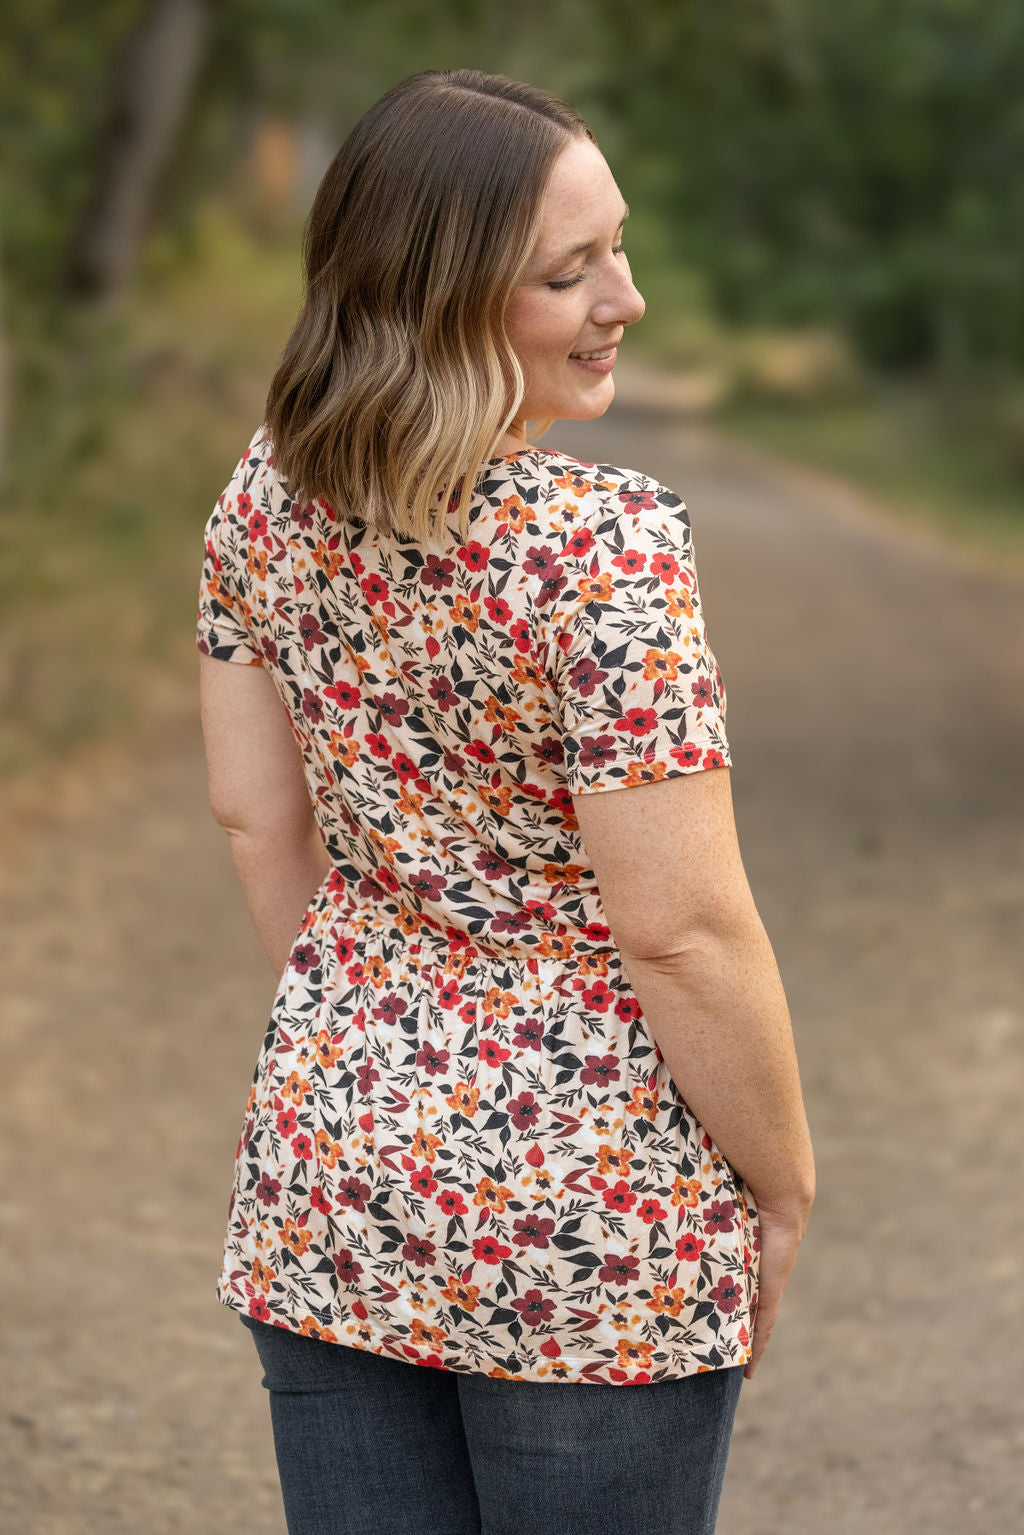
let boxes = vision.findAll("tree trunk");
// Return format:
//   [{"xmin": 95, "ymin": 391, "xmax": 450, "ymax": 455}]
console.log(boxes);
[{"xmin": 63, "ymin": 0, "xmax": 215, "ymax": 304}]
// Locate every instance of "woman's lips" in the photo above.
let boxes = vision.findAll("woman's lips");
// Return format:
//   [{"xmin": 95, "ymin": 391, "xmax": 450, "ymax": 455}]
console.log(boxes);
[{"xmin": 569, "ymin": 346, "xmax": 617, "ymax": 375}]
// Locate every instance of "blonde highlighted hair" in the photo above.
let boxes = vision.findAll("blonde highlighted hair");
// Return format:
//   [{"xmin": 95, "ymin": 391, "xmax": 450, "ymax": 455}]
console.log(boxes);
[{"xmin": 263, "ymin": 69, "xmax": 595, "ymax": 545}]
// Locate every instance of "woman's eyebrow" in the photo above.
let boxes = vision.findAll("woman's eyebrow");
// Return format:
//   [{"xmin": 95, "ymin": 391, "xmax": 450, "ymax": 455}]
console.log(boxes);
[{"xmin": 544, "ymin": 202, "xmax": 630, "ymax": 268}]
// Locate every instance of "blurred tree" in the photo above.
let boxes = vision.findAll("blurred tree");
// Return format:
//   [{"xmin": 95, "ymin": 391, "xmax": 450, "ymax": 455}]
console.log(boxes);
[
  {"xmin": 2, "ymin": 0, "xmax": 1023, "ymax": 374},
  {"xmin": 63, "ymin": 0, "xmax": 218, "ymax": 305}
]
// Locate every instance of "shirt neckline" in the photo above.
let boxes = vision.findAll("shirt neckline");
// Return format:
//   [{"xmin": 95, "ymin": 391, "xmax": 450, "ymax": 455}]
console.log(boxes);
[{"xmin": 484, "ymin": 445, "xmax": 559, "ymax": 466}]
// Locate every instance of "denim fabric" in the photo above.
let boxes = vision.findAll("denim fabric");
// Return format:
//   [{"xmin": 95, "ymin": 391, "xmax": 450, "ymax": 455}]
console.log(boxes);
[{"xmin": 238, "ymin": 1313, "xmax": 744, "ymax": 1535}]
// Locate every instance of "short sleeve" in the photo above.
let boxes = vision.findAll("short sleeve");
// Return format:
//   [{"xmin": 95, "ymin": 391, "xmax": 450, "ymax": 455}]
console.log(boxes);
[
  {"xmin": 196, "ymin": 446, "xmax": 265, "ymax": 666},
  {"xmin": 539, "ymin": 480, "xmax": 731, "ymax": 794}
]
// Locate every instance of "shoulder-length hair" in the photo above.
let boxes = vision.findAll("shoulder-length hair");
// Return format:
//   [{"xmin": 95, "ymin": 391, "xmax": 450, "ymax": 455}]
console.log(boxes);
[{"xmin": 263, "ymin": 69, "xmax": 595, "ymax": 545}]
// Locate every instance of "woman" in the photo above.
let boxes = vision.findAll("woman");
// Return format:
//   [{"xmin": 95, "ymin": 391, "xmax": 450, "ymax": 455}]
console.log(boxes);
[{"xmin": 197, "ymin": 68, "xmax": 814, "ymax": 1535}]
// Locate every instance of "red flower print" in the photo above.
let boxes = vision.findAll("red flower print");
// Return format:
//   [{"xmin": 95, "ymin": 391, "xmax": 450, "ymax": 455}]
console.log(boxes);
[
  {"xmin": 603, "ymin": 1181, "xmax": 638, "ymax": 1214},
  {"xmin": 703, "ymin": 1199, "xmax": 736, "ymax": 1235},
  {"xmin": 248, "ymin": 1295, "xmax": 271, "ymax": 1322},
  {"xmin": 310, "ymin": 1186, "xmax": 332, "ymax": 1214},
  {"xmin": 334, "ymin": 1175, "xmax": 371, "ymax": 1211},
  {"xmin": 567, "ymin": 655, "xmax": 606, "ymax": 696},
  {"xmin": 332, "ymin": 1248, "xmax": 363, "ymax": 1283},
  {"xmin": 415, "ymin": 1043, "xmax": 451, "ymax": 1076},
  {"xmin": 355, "ymin": 1060, "xmax": 380, "ymax": 1095},
  {"xmin": 512, "ymin": 1017, "xmax": 543, "ymax": 1051},
  {"xmin": 703, "ymin": 749, "xmax": 726, "ymax": 768},
  {"xmin": 677, "ymin": 1233, "xmax": 706, "ymax": 1261},
  {"xmin": 617, "ymin": 489, "xmax": 658, "ymax": 509},
  {"xmin": 597, "ymin": 1252, "xmax": 642, "ymax": 1286},
  {"xmin": 672, "ymin": 742, "xmax": 704, "ymax": 767},
  {"xmin": 612, "ymin": 547, "xmax": 647, "ymax": 575},
  {"xmin": 650, "ymin": 550, "xmax": 680, "ymax": 582},
  {"xmin": 276, "ymin": 1107, "xmax": 298, "ymax": 1138},
  {"xmin": 511, "ymin": 1214, "xmax": 555, "ymax": 1249},
  {"xmin": 523, "ymin": 545, "xmax": 568, "ymax": 607},
  {"xmin": 472, "ymin": 1235, "xmax": 513, "ymax": 1265},
  {"xmin": 298, "ymin": 613, "xmax": 327, "ymax": 650},
  {"xmin": 637, "ymin": 1197, "xmax": 667, "ymax": 1224},
  {"xmin": 616, "ymin": 706, "xmax": 658, "ymax": 738},
  {"xmin": 437, "ymin": 1188, "xmax": 469, "ymax": 1216},
  {"xmin": 292, "ymin": 1133, "xmax": 313, "ymax": 1161},
  {"xmin": 255, "ymin": 1174, "xmax": 281, "ymax": 1207},
  {"xmin": 402, "ymin": 1234, "xmax": 437, "ymax": 1269},
  {"xmin": 580, "ymin": 1053, "xmax": 620, "ymax": 1087},
  {"xmin": 507, "ymin": 1091, "xmax": 540, "ymax": 1131},
  {"xmin": 512, "ymin": 1289, "xmax": 557, "ymax": 1325},
  {"xmin": 708, "ymin": 1276, "xmax": 744, "ymax": 1314},
  {"xmin": 290, "ymin": 942, "xmax": 320, "ymax": 974},
  {"xmin": 421, "ymin": 552, "xmax": 456, "ymax": 592},
  {"xmin": 577, "ymin": 734, "xmax": 617, "ymax": 770},
  {"xmin": 457, "ymin": 540, "xmax": 490, "ymax": 573},
  {"xmin": 691, "ymin": 676, "xmax": 713, "ymax": 707}
]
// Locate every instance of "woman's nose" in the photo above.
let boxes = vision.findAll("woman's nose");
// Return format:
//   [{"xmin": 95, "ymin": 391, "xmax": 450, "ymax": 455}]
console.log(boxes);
[{"xmin": 594, "ymin": 269, "xmax": 645, "ymax": 329}]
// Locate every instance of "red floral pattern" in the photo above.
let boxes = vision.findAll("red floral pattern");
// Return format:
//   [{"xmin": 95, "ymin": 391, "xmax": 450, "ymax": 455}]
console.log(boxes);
[{"xmin": 197, "ymin": 425, "xmax": 758, "ymax": 1384}]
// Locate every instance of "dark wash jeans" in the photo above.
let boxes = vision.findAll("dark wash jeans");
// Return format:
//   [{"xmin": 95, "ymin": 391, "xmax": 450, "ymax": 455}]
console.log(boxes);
[{"xmin": 238, "ymin": 1312, "xmax": 744, "ymax": 1535}]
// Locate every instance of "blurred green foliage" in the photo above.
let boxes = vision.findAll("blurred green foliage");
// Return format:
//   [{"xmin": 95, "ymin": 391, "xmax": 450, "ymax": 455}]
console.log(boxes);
[{"xmin": 1, "ymin": 0, "xmax": 1023, "ymax": 780}]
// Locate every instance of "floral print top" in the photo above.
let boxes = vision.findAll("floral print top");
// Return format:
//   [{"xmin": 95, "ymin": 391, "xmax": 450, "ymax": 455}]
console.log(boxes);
[{"xmin": 197, "ymin": 423, "xmax": 759, "ymax": 1384}]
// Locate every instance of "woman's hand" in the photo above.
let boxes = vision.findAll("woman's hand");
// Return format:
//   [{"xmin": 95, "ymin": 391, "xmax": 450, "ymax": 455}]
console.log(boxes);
[{"xmin": 744, "ymin": 1200, "xmax": 812, "ymax": 1380}]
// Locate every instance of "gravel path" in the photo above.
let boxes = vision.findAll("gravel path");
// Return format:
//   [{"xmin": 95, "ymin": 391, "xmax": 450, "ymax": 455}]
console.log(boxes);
[{"xmin": 2, "ymin": 398, "xmax": 1021, "ymax": 1533}]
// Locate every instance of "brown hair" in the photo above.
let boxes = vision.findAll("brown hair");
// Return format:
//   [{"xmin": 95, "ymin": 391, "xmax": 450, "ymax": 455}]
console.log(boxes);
[{"xmin": 263, "ymin": 69, "xmax": 595, "ymax": 544}]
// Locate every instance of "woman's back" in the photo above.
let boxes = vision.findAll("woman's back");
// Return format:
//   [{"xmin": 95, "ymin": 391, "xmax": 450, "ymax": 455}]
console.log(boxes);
[{"xmin": 197, "ymin": 424, "xmax": 756, "ymax": 1384}]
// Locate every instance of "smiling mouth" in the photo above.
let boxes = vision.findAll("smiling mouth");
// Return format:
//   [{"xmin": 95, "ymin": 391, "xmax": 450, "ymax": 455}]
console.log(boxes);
[{"xmin": 569, "ymin": 347, "xmax": 617, "ymax": 361}]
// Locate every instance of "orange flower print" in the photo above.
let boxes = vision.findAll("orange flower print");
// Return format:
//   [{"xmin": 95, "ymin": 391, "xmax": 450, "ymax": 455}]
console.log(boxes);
[
  {"xmin": 473, "ymin": 1176, "xmax": 513, "ymax": 1215},
  {"xmin": 314, "ymin": 1030, "xmax": 344, "ymax": 1070},
  {"xmin": 281, "ymin": 1218, "xmax": 314, "ymax": 1258},
  {"xmin": 446, "ymin": 1082, "xmax": 480, "ymax": 1116},
  {"xmin": 626, "ymin": 1085, "xmax": 660, "ymax": 1122},
  {"xmin": 281, "ymin": 1071, "xmax": 313, "ymax": 1107},
  {"xmin": 314, "ymin": 1128, "xmax": 344, "ymax": 1168},
  {"xmin": 298, "ymin": 1317, "xmax": 338, "ymax": 1342},
  {"xmin": 614, "ymin": 1339, "xmax": 658, "ymax": 1373},
  {"xmin": 640, "ymin": 646, "xmax": 682, "ymax": 683},
  {"xmin": 411, "ymin": 1127, "xmax": 444, "ymax": 1162},
  {"xmin": 647, "ymin": 1285, "xmax": 687, "ymax": 1317},
  {"xmin": 673, "ymin": 1176, "xmax": 703, "ymax": 1209},
  {"xmin": 410, "ymin": 1319, "xmax": 448, "ymax": 1352},
  {"xmin": 249, "ymin": 1255, "xmax": 276, "ymax": 1294},
  {"xmin": 440, "ymin": 1275, "xmax": 481, "ymax": 1312},
  {"xmin": 595, "ymin": 1144, "xmax": 633, "ymax": 1179}
]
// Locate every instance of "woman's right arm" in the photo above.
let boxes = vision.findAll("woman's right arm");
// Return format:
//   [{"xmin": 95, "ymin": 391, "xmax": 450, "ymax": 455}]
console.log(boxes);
[{"xmin": 571, "ymin": 762, "xmax": 815, "ymax": 1379}]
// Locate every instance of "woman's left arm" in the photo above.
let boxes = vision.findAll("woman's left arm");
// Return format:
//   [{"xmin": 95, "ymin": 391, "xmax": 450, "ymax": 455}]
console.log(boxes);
[{"xmin": 199, "ymin": 653, "xmax": 331, "ymax": 978}]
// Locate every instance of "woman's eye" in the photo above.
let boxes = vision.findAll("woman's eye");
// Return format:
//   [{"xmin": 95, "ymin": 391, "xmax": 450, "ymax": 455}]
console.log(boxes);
[{"xmin": 548, "ymin": 244, "xmax": 627, "ymax": 292}]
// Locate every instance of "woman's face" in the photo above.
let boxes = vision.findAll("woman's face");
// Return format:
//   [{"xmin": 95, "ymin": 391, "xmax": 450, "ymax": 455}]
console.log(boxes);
[{"xmin": 502, "ymin": 137, "xmax": 645, "ymax": 440}]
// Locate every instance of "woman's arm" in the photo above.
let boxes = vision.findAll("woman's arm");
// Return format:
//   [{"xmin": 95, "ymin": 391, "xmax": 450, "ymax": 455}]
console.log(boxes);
[
  {"xmin": 199, "ymin": 653, "xmax": 331, "ymax": 978},
  {"xmin": 571, "ymin": 764, "xmax": 815, "ymax": 1377}
]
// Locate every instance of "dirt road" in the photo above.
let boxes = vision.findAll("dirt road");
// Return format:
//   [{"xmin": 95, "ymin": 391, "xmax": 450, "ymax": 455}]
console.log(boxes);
[{"xmin": 2, "ymin": 399, "xmax": 1022, "ymax": 1533}]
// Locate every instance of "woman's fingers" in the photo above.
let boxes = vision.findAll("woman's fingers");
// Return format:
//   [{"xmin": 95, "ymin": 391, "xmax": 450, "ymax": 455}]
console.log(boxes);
[{"xmin": 743, "ymin": 1209, "xmax": 807, "ymax": 1380}]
